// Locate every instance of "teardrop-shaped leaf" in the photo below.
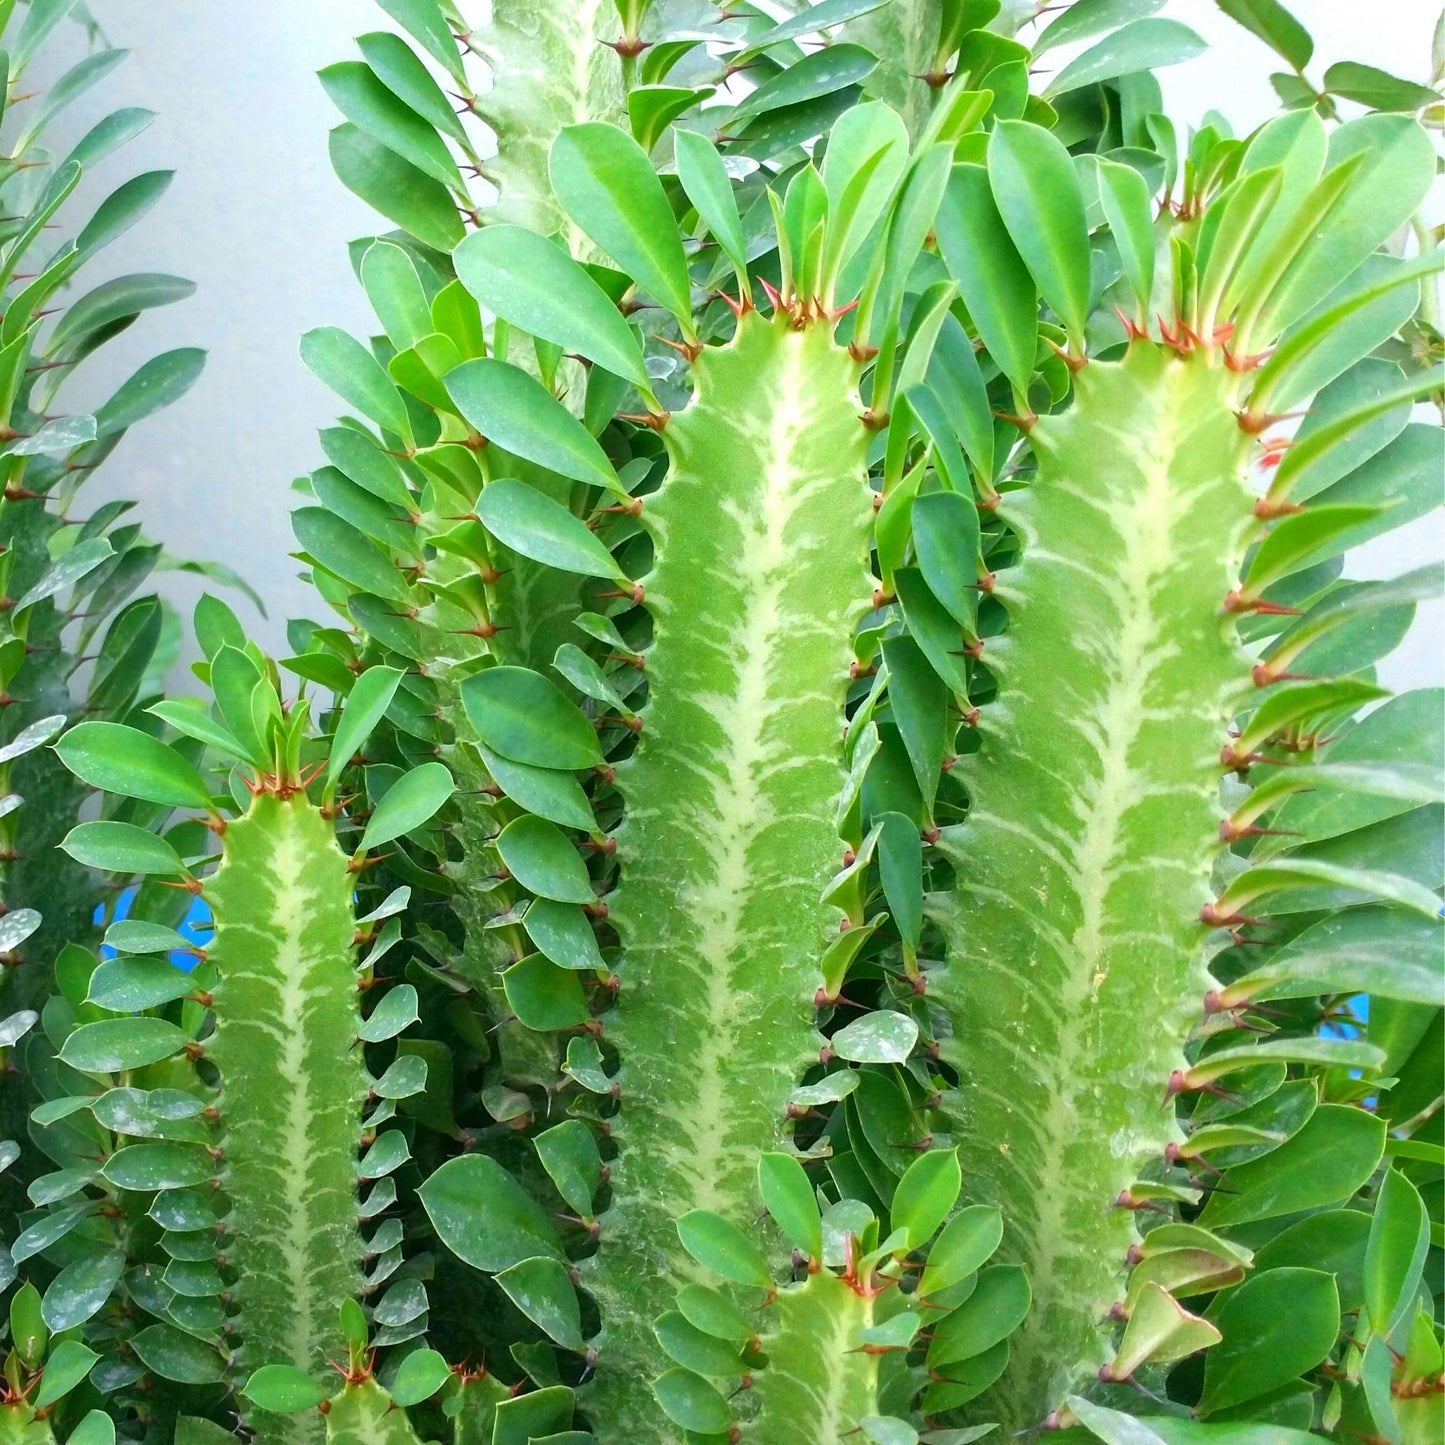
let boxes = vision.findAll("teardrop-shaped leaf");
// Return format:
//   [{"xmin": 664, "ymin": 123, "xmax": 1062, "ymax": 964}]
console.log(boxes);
[
  {"xmin": 56, "ymin": 721, "xmax": 211, "ymax": 809},
  {"xmin": 300, "ymin": 325, "xmax": 411, "ymax": 441},
  {"xmin": 674, "ymin": 128, "xmax": 747, "ymax": 275},
  {"xmin": 495, "ymin": 815, "xmax": 594, "ymax": 904},
  {"xmin": 327, "ymin": 664, "xmax": 405, "ymax": 793},
  {"xmin": 87, "ymin": 957, "xmax": 195, "ymax": 1012},
  {"xmin": 388, "ymin": 1348, "xmax": 452, "ymax": 1406},
  {"xmin": 461, "ymin": 667, "xmax": 603, "ymax": 770},
  {"xmin": 501, "ymin": 954, "xmax": 589, "ymax": 1031},
  {"xmin": 360, "ymin": 760, "xmax": 453, "ymax": 849},
  {"xmin": 988, "ymin": 121, "xmax": 1091, "ymax": 345},
  {"xmin": 242, "ymin": 1364, "xmax": 328, "ymax": 1414},
  {"xmin": 675, "ymin": 1210, "xmax": 773, "ymax": 1288},
  {"xmin": 934, "ymin": 164, "xmax": 1037, "ymax": 396},
  {"xmin": 1096, "ymin": 158, "xmax": 1155, "ymax": 318},
  {"xmin": 455, "ymin": 225, "xmax": 649, "ymax": 388},
  {"xmin": 60, "ymin": 821, "xmax": 186, "ymax": 877},
  {"xmin": 446, "ymin": 358, "xmax": 619, "ymax": 493},
  {"xmin": 293, "ymin": 506, "xmax": 413, "ymax": 605},
  {"xmin": 549, "ymin": 123, "xmax": 694, "ymax": 332},
  {"xmin": 477, "ymin": 478, "xmax": 626, "ymax": 581},
  {"xmin": 496, "ymin": 1256, "xmax": 585, "ymax": 1351},
  {"xmin": 757, "ymin": 1153, "xmax": 822, "ymax": 1259},
  {"xmin": 891, "ymin": 1148, "xmax": 961, "ymax": 1249},
  {"xmin": 418, "ymin": 1153, "xmax": 562, "ymax": 1273},
  {"xmin": 59, "ymin": 1017, "xmax": 188, "ymax": 1073},
  {"xmin": 652, "ymin": 1368, "xmax": 732, "ymax": 1434},
  {"xmin": 832, "ymin": 1009, "xmax": 919, "ymax": 1064},
  {"xmin": 919, "ymin": 1206, "xmax": 1004, "ymax": 1298}
]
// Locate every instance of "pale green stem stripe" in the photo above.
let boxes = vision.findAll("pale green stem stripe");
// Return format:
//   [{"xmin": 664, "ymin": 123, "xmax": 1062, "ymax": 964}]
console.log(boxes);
[
  {"xmin": 581, "ymin": 313, "xmax": 875, "ymax": 1440},
  {"xmin": 931, "ymin": 347, "xmax": 1254, "ymax": 1426}
]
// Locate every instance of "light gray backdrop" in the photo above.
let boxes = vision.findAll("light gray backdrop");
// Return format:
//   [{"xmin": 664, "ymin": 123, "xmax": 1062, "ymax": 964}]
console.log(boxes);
[{"xmin": 30, "ymin": 0, "xmax": 1444, "ymax": 687}]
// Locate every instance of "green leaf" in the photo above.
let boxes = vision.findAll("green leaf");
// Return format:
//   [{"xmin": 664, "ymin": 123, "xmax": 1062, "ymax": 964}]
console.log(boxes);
[
  {"xmin": 934, "ymin": 164, "xmax": 1036, "ymax": 395},
  {"xmin": 357, "ymin": 29, "xmax": 466, "ymax": 143},
  {"xmin": 1215, "ymin": 0, "xmax": 1313, "ymax": 70},
  {"xmin": 374, "ymin": 0, "xmax": 464, "ymax": 82},
  {"xmin": 455, "ymin": 226, "xmax": 650, "ymax": 389},
  {"xmin": 1044, "ymin": 18, "xmax": 1207, "ymax": 97},
  {"xmin": 890, "ymin": 1149, "xmax": 961, "ymax": 1249},
  {"xmin": 522, "ymin": 899, "xmax": 605, "ymax": 972},
  {"xmin": 654, "ymin": 1310, "xmax": 745, "ymax": 1377},
  {"xmin": 360, "ymin": 240, "xmax": 432, "ymax": 350},
  {"xmin": 103, "ymin": 1143, "xmax": 213, "ymax": 1191},
  {"xmin": 300, "ymin": 325, "xmax": 411, "ymax": 441},
  {"xmin": 56, "ymin": 721, "xmax": 211, "ymax": 809},
  {"xmin": 652, "ymin": 1367, "xmax": 732, "ymax": 1434},
  {"xmin": 330, "ymin": 122, "xmax": 464, "ymax": 252},
  {"xmin": 9, "ymin": 1284, "xmax": 46, "ymax": 1367},
  {"xmin": 147, "ymin": 699, "xmax": 248, "ymax": 762},
  {"xmin": 1323, "ymin": 62, "xmax": 1441, "ymax": 112},
  {"xmin": 388, "ymin": 1348, "xmax": 452, "ymax": 1406},
  {"xmin": 87, "ymin": 957, "xmax": 195, "ymax": 1012},
  {"xmin": 674, "ymin": 129, "xmax": 747, "ymax": 276},
  {"xmin": 131, "ymin": 1324, "xmax": 227, "ymax": 1385},
  {"xmin": 61, "ymin": 821, "xmax": 186, "ymax": 876},
  {"xmin": 243, "ymin": 1364, "xmax": 328, "ymax": 1414},
  {"xmin": 319, "ymin": 61, "xmax": 462, "ymax": 188},
  {"xmin": 496, "ymin": 1257, "xmax": 585, "ymax": 1351},
  {"xmin": 1033, "ymin": 0, "xmax": 1166, "ymax": 56},
  {"xmin": 419, "ymin": 1153, "xmax": 563, "ymax": 1273},
  {"xmin": 920, "ymin": 1206, "xmax": 1004, "ymax": 1298},
  {"xmin": 1199, "ymin": 1269, "xmax": 1339, "ymax": 1413},
  {"xmin": 328, "ymin": 665, "xmax": 405, "ymax": 793},
  {"xmin": 831, "ymin": 1010, "xmax": 919, "ymax": 1064},
  {"xmin": 41, "ymin": 1253, "xmax": 123, "ymax": 1335},
  {"xmin": 758, "ymin": 1153, "xmax": 822, "ymax": 1258},
  {"xmin": 1229, "ymin": 904, "xmax": 1444, "ymax": 1006},
  {"xmin": 535, "ymin": 1120, "xmax": 602, "ymax": 1217},
  {"xmin": 819, "ymin": 101, "xmax": 909, "ymax": 292},
  {"xmin": 477, "ymin": 478, "xmax": 625, "ymax": 581},
  {"xmin": 59, "ymin": 1017, "xmax": 187, "ymax": 1073},
  {"xmin": 928, "ymin": 1265, "xmax": 1031, "ymax": 1367},
  {"xmin": 675, "ymin": 1210, "xmax": 773, "ymax": 1288},
  {"xmin": 988, "ymin": 121, "xmax": 1091, "ymax": 345},
  {"xmin": 33, "ymin": 1340, "xmax": 98, "ymax": 1407},
  {"xmin": 495, "ymin": 815, "xmax": 594, "ymax": 904},
  {"xmin": 501, "ymin": 954, "xmax": 589, "ymax": 1031},
  {"xmin": 461, "ymin": 667, "xmax": 603, "ymax": 770},
  {"xmin": 1097, "ymin": 158, "xmax": 1155, "ymax": 318},
  {"xmin": 446, "ymin": 358, "xmax": 618, "ymax": 492},
  {"xmin": 1199, "ymin": 1105, "xmax": 1385, "ymax": 1228},
  {"xmin": 66, "ymin": 1414, "xmax": 115, "ymax": 1445},
  {"xmin": 294, "ymin": 506, "xmax": 412, "ymax": 606},
  {"xmin": 12, "ymin": 537, "xmax": 112, "ymax": 612},
  {"xmin": 675, "ymin": 1284, "xmax": 755, "ymax": 1345},
  {"xmin": 1364, "ymin": 1168, "xmax": 1429, "ymax": 1338},
  {"xmin": 482, "ymin": 746, "xmax": 596, "ymax": 833},
  {"xmin": 360, "ymin": 760, "xmax": 452, "ymax": 849},
  {"xmin": 359, "ymin": 984, "xmax": 419, "ymax": 1043},
  {"xmin": 1262, "ymin": 115, "xmax": 1437, "ymax": 331},
  {"xmin": 549, "ymin": 123, "xmax": 694, "ymax": 333}
]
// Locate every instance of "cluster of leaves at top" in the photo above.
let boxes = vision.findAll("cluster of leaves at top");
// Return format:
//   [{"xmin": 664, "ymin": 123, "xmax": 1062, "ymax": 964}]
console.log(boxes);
[{"xmin": 1, "ymin": 0, "xmax": 1442, "ymax": 1444}]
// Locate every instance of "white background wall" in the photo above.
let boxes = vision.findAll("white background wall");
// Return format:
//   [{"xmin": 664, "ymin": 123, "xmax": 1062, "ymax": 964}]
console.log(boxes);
[{"xmin": 30, "ymin": 1, "xmax": 1444, "ymax": 684}]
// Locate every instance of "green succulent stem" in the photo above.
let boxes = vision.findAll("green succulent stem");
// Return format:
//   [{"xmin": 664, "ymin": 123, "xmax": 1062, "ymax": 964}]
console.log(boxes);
[
  {"xmin": 206, "ymin": 793, "xmax": 366, "ymax": 1445},
  {"xmin": 583, "ymin": 310, "xmax": 875, "ymax": 1435},
  {"xmin": 932, "ymin": 343, "xmax": 1254, "ymax": 1424}
]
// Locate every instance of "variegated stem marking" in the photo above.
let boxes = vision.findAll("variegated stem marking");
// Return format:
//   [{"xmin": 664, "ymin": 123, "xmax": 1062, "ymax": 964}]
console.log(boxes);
[
  {"xmin": 931, "ymin": 346, "xmax": 1253, "ymax": 1424},
  {"xmin": 582, "ymin": 312, "xmax": 875, "ymax": 1438},
  {"xmin": 206, "ymin": 795, "xmax": 366, "ymax": 1445}
]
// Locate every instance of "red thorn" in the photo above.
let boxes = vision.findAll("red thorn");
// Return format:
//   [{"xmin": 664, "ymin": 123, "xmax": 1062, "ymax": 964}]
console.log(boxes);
[
  {"xmin": 1113, "ymin": 306, "xmax": 1148, "ymax": 341},
  {"xmin": 757, "ymin": 276, "xmax": 784, "ymax": 314}
]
